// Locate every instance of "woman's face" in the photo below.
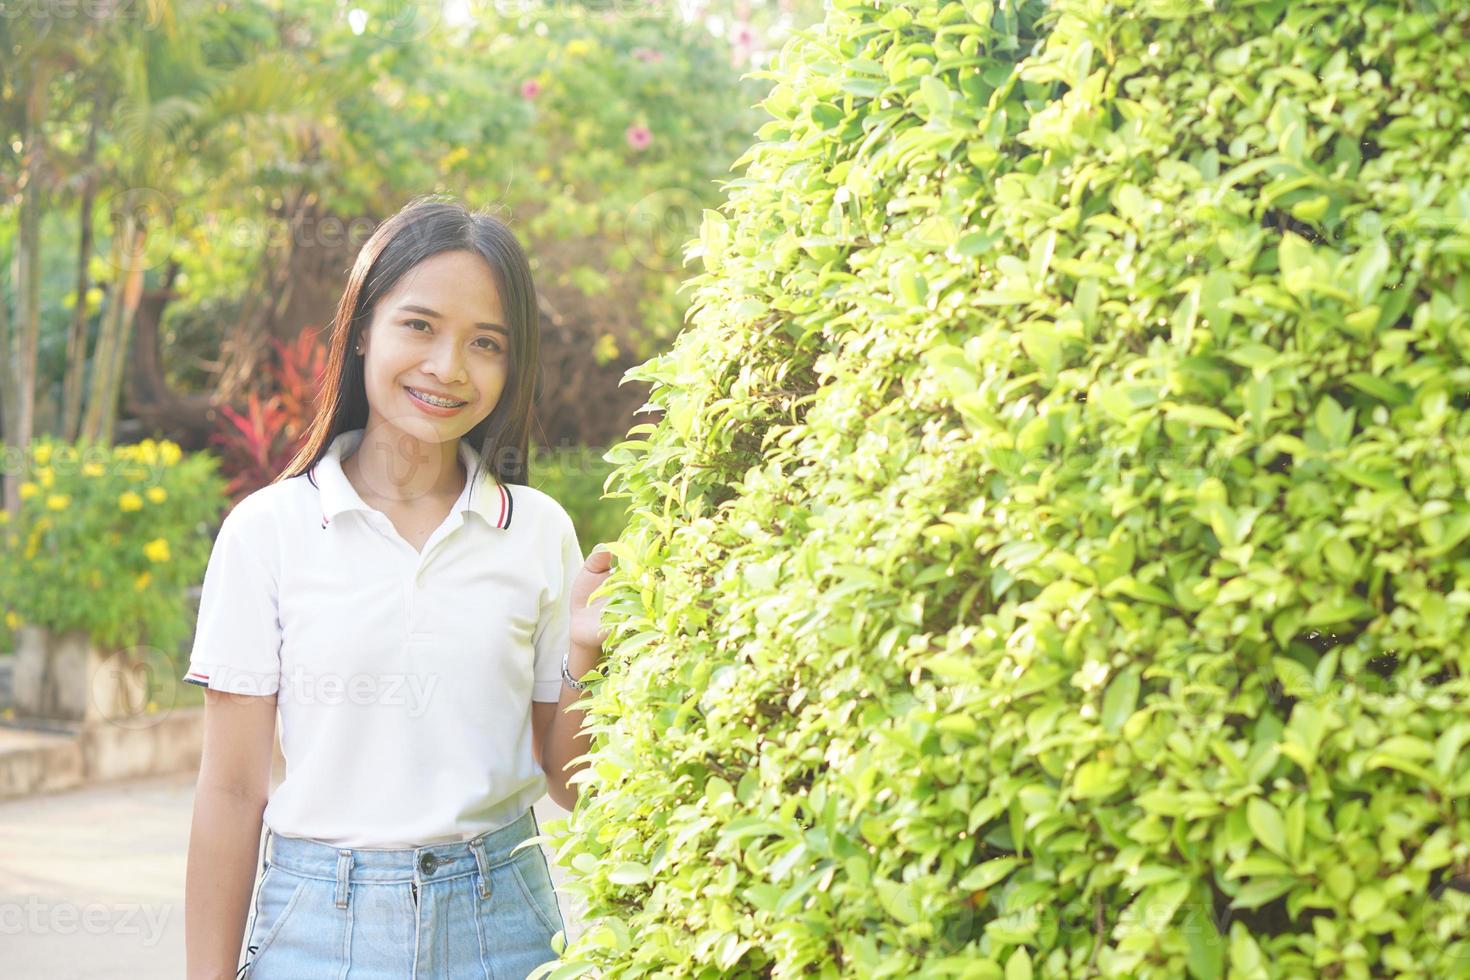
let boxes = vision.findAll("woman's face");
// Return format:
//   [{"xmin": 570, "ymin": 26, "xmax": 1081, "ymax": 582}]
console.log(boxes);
[{"xmin": 358, "ymin": 249, "xmax": 511, "ymax": 448}]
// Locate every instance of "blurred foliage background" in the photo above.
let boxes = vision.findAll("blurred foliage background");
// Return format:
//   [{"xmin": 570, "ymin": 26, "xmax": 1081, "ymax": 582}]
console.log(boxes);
[
  {"xmin": 0, "ymin": 0, "xmax": 824, "ymax": 497},
  {"xmin": 0, "ymin": 0, "xmax": 825, "ymax": 657}
]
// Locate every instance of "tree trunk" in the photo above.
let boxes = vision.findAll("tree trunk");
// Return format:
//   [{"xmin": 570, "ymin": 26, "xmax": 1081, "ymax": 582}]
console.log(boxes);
[
  {"xmin": 61, "ymin": 94, "xmax": 103, "ymax": 444},
  {"xmin": 5, "ymin": 62, "xmax": 52, "ymax": 509},
  {"xmin": 119, "ymin": 259, "xmax": 222, "ymax": 452},
  {"xmin": 99, "ymin": 220, "xmax": 149, "ymax": 445},
  {"xmin": 124, "ymin": 259, "xmax": 180, "ymax": 408},
  {"xmin": 0, "ymin": 233, "xmax": 13, "ymax": 517},
  {"xmin": 80, "ymin": 222, "xmax": 130, "ymax": 445}
]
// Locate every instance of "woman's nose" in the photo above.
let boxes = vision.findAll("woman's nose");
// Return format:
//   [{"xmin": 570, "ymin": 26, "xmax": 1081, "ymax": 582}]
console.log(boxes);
[{"xmin": 425, "ymin": 341, "xmax": 467, "ymax": 384}]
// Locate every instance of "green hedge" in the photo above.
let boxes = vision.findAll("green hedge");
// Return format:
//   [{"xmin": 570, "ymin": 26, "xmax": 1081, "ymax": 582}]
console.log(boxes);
[{"xmin": 541, "ymin": 1, "xmax": 1470, "ymax": 977}]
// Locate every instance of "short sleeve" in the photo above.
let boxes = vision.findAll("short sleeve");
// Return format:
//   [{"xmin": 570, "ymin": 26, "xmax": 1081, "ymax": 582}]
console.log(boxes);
[
  {"xmin": 531, "ymin": 509, "xmax": 583, "ymax": 702},
  {"xmin": 182, "ymin": 500, "xmax": 282, "ymax": 696}
]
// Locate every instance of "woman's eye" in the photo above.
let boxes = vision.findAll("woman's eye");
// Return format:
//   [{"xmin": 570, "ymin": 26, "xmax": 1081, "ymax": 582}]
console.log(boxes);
[{"xmin": 405, "ymin": 319, "xmax": 498, "ymax": 352}]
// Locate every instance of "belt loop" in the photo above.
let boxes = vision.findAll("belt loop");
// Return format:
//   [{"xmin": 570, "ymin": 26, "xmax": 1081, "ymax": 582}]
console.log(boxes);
[
  {"xmin": 469, "ymin": 835, "xmax": 493, "ymax": 900},
  {"xmin": 335, "ymin": 849, "xmax": 353, "ymax": 909}
]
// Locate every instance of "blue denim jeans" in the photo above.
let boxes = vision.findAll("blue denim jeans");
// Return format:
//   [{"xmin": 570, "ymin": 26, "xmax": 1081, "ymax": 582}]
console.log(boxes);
[{"xmin": 238, "ymin": 806, "xmax": 566, "ymax": 979}]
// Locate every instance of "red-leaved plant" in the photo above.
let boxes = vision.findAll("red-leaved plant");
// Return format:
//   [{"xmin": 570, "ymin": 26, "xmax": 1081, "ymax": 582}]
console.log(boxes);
[{"xmin": 208, "ymin": 325, "xmax": 329, "ymax": 505}]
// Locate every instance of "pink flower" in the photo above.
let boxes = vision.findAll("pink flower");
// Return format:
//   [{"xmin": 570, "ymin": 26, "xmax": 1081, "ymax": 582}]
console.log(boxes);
[
  {"xmin": 632, "ymin": 46, "xmax": 664, "ymax": 63},
  {"xmin": 520, "ymin": 79, "xmax": 541, "ymax": 99},
  {"xmin": 731, "ymin": 23, "xmax": 755, "ymax": 47},
  {"xmin": 625, "ymin": 124, "xmax": 652, "ymax": 151}
]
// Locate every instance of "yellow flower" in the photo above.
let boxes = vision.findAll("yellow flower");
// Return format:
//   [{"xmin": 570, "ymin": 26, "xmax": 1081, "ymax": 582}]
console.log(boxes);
[
  {"xmin": 160, "ymin": 442, "xmax": 182, "ymax": 466},
  {"xmin": 119, "ymin": 491, "xmax": 144, "ymax": 512},
  {"xmin": 4, "ymin": 611, "xmax": 19, "ymax": 630},
  {"xmin": 45, "ymin": 494, "xmax": 70, "ymax": 511},
  {"xmin": 536, "ymin": 166, "xmax": 552, "ymax": 181},
  {"xmin": 19, "ymin": 481, "xmax": 39, "ymax": 500},
  {"xmin": 134, "ymin": 571, "xmax": 152, "ymax": 591},
  {"xmin": 82, "ymin": 462, "xmax": 106, "ymax": 478},
  {"xmin": 36, "ymin": 466, "xmax": 54, "ymax": 488},
  {"xmin": 138, "ymin": 439, "xmax": 159, "ymax": 465},
  {"xmin": 565, "ymin": 38, "xmax": 592, "ymax": 57},
  {"xmin": 0, "ymin": 509, "xmax": 8, "ymax": 524},
  {"xmin": 145, "ymin": 486, "xmax": 167, "ymax": 504},
  {"xmin": 33, "ymin": 443, "xmax": 52, "ymax": 466},
  {"xmin": 143, "ymin": 537, "xmax": 171, "ymax": 563}
]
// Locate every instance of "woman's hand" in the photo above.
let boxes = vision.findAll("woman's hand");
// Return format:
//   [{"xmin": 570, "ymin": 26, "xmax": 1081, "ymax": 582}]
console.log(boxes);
[{"xmin": 568, "ymin": 545, "xmax": 615, "ymax": 658}]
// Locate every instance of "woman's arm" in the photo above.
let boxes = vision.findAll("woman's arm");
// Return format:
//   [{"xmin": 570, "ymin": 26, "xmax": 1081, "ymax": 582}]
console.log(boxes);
[
  {"xmin": 539, "ymin": 642, "xmax": 602, "ymax": 811},
  {"xmin": 184, "ymin": 689, "xmax": 278, "ymax": 980}
]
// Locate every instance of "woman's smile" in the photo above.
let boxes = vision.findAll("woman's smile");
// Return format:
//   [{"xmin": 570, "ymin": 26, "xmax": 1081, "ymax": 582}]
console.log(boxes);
[{"xmin": 404, "ymin": 384, "xmax": 470, "ymax": 415}]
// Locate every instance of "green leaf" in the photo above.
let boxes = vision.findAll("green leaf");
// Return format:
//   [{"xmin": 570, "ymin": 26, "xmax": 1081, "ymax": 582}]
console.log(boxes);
[
  {"xmin": 1301, "ymin": 595, "xmax": 1373, "ymax": 627},
  {"xmin": 1285, "ymin": 796, "xmax": 1306, "ymax": 860},
  {"xmin": 608, "ymin": 862, "xmax": 652, "ymax": 885},
  {"xmin": 811, "ymin": 102, "xmax": 844, "ymax": 129},
  {"xmin": 840, "ymin": 75, "xmax": 884, "ymax": 98},
  {"xmin": 1313, "ymin": 395, "xmax": 1354, "ymax": 449},
  {"xmin": 1101, "ymin": 666, "xmax": 1141, "ymax": 734},
  {"xmin": 920, "ymin": 75, "xmax": 953, "ymax": 118},
  {"xmin": 937, "ymin": 712, "xmax": 980, "ymax": 738},
  {"xmin": 1005, "ymin": 948, "xmax": 1033, "ymax": 980},
  {"xmin": 1166, "ymin": 404, "xmax": 1241, "ymax": 432},
  {"xmin": 1246, "ymin": 798, "xmax": 1288, "ymax": 857},
  {"xmin": 874, "ymin": 876, "xmax": 919, "ymax": 924},
  {"xmin": 1350, "ymin": 886, "xmax": 1386, "ymax": 921},
  {"xmin": 1278, "ymin": 231, "xmax": 1315, "ymax": 278},
  {"xmin": 1231, "ymin": 876, "xmax": 1295, "ymax": 910},
  {"xmin": 1336, "ymin": 465, "xmax": 1403, "ymax": 493},
  {"xmin": 1229, "ymin": 925, "xmax": 1266, "ymax": 974},
  {"xmin": 1073, "ymin": 759, "xmax": 1126, "ymax": 800},
  {"xmin": 1185, "ymin": 908, "xmax": 1225, "ymax": 980},
  {"xmin": 1355, "ymin": 238, "xmax": 1391, "ymax": 304},
  {"xmin": 960, "ymin": 856, "xmax": 1020, "ymax": 890},
  {"xmin": 1435, "ymin": 723, "xmax": 1470, "ymax": 778}
]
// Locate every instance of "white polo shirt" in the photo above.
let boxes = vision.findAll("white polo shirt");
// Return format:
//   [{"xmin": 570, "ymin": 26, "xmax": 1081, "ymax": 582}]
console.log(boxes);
[{"xmin": 182, "ymin": 427, "xmax": 582, "ymax": 848}]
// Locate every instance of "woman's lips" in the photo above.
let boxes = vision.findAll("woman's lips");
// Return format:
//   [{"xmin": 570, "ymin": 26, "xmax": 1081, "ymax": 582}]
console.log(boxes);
[{"xmin": 405, "ymin": 386, "xmax": 468, "ymax": 416}]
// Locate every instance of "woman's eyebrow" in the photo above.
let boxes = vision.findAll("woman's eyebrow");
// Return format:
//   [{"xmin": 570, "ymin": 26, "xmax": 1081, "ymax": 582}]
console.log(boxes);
[{"xmin": 397, "ymin": 303, "xmax": 508, "ymax": 336}]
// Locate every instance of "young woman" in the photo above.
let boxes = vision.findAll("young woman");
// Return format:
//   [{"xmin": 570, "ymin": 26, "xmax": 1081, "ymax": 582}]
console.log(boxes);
[{"xmin": 181, "ymin": 195, "xmax": 614, "ymax": 979}]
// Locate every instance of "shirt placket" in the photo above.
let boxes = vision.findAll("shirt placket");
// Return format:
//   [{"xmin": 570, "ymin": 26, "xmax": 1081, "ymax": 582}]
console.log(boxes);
[{"xmin": 364, "ymin": 512, "xmax": 466, "ymax": 642}]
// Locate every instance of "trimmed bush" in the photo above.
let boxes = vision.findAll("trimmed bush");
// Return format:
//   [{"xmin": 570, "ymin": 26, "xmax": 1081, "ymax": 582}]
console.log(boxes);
[
  {"xmin": 547, "ymin": 0, "xmax": 1470, "ymax": 977},
  {"xmin": 1, "ymin": 437, "xmax": 223, "ymax": 656}
]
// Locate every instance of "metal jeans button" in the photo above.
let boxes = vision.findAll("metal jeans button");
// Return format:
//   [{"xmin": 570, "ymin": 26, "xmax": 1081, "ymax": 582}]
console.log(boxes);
[{"xmin": 419, "ymin": 852, "xmax": 438, "ymax": 875}]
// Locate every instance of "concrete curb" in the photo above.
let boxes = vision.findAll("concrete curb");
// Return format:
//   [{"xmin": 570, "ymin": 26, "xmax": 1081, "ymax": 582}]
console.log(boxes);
[{"xmin": 0, "ymin": 705, "xmax": 208, "ymax": 801}]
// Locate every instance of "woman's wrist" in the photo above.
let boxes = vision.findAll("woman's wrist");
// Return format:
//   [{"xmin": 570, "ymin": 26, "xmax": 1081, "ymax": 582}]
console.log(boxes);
[
  {"xmin": 568, "ymin": 642, "xmax": 602, "ymax": 671},
  {"xmin": 563, "ymin": 643, "xmax": 602, "ymax": 690}
]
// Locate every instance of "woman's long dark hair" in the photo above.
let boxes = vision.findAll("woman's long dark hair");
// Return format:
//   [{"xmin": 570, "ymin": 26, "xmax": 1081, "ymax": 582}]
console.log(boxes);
[{"xmin": 274, "ymin": 194, "xmax": 540, "ymax": 490}]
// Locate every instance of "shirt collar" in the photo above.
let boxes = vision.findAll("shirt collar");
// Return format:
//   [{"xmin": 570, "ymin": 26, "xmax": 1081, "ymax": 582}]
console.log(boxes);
[{"xmin": 313, "ymin": 428, "xmax": 513, "ymax": 530}]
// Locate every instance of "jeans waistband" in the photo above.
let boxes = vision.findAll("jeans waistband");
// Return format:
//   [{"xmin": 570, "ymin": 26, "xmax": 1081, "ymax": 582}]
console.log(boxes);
[{"xmin": 262, "ymin": 807, "xmax": 540, "ymax": 907}]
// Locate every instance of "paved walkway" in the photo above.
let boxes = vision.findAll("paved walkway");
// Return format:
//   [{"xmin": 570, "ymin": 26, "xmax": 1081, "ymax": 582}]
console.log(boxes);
[{"xmin": 0, "ymin": 772, "xmax": 587, "ymax": 978}]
